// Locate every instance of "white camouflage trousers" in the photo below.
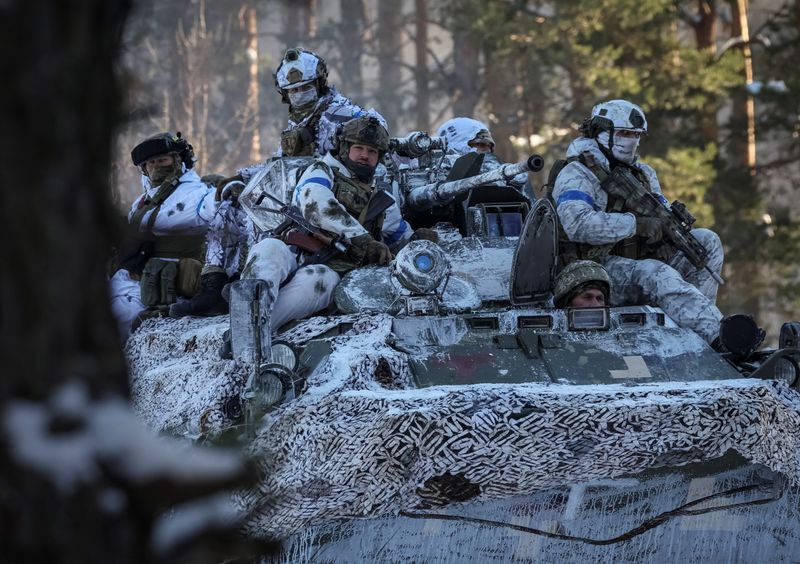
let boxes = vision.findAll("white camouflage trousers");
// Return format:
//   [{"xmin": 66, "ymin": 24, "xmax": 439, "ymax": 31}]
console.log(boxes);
[
  {"xmin": 604, "ymin": 228, "xmax": 724, "ymax": 344},
  {"xmin": 241, "ymin": 238, "xmax": 340, "ymax": 332},
  {"xmin": 203, "ymin": 200, "xmax": 253, "ymax": 277}
]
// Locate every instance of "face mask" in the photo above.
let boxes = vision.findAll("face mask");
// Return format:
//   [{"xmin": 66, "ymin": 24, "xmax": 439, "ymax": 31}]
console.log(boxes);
[
  {"xmin": 288, "ymin": 87, "xmax": 318, "ymax": 108},
  {"xmin": 148, "ymin": 162, "xmax": 181, "ymax": 185},
  {"xmin": 597, "ymin": 131, "xmax": 640, "ymax": 164}
]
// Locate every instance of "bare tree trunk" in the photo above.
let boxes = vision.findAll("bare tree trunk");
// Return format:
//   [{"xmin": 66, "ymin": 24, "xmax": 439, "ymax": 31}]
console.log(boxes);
[
  {"xmin": 415, "ymin": 0, "xmax": 430, "ymax": 131},
  {"xmin": 284, "ymin": 0, "xmax": 313, "ymax": 46},
  {"xmin": 244, "ymin": 1, "xmax": 262, "ymax": 163},
  {"xmin": 731, "ymin": 0, "xmax": 756, "ymax": 171},
  {"xmin": 691, "ymin": 0, "xmax": 720, "ymax": 145},
  {"xmin": 0, "ymin": 3, "xmax": 279, "ymax": 562},
  {"xmin": 376, "ymin": 2, "xmax": 404, "ymax": 130},
  {"xmin": 451, "ymin": 1, "xmax": 481, "ymax": 117},
  {"xmin": 483, "ymin": 44, "xmax": 516, "ymax": 160},
  {"xmin": 0, "ymin": 0, "xmax": 133, "ymax": 559},
  {"xmin": 340, "ymin": 0, "xmax": 367, "ymax": 100}
]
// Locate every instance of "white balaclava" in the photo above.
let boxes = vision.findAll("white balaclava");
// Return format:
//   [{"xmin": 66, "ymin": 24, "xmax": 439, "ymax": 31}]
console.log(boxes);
[
  {"xmin": 288, "ymin": 87, "xmax": 318, "ymax": 109},
  {"xmin": 596, "ymin": 130, "xmax": 639, "ymax": 165}
]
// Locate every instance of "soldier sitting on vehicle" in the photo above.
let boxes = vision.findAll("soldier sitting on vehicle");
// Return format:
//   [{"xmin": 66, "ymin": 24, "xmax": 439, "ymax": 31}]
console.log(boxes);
[
  {"xmin": 437, "ymin": 117, "xmax": 496, "ymax": 155},
  {"xmin": 109, "ymin": 132, "xmax": 227, "ymax": 337},
  {"xmin": 170, "ymin": 47, "xmax": 368, "ymax": 318},
  {"xmin": 551, "ymin": 99, "xmax": 726, "ymax": 345},
  {"xmin": 225, "ymin": 115, "xmax": 418, "ymax": 332},
  {"xmin": 553, "ymin": 260, "xmax": 610, "ymax": 309}
]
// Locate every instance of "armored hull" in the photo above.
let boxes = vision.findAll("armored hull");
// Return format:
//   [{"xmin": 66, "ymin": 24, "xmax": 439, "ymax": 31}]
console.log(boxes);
[{"xmin": 126, "ymin": 157, "xmax": 800, "ymax": 562}]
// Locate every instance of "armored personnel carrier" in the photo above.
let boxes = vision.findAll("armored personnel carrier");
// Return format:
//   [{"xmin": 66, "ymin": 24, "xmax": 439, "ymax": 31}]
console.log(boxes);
[{"xmin": 126, "ymin": 144, "xmax": 800, "ymax": 563}]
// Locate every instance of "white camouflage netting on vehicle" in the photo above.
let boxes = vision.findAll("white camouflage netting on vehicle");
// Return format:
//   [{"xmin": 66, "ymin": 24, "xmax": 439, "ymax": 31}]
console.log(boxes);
[{"xmin": 127, "ymin": 314, "xmax": 800, "ymax": 541}]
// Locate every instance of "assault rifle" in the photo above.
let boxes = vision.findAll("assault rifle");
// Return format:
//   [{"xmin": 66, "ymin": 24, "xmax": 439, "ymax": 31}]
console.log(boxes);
[
  {"xmin": 602, "ymin": 167, "xmax": 725, "ymax": 285},
  {"xmin": 256, "ymin": 191, "xmax": 349, "ymax": 254}
]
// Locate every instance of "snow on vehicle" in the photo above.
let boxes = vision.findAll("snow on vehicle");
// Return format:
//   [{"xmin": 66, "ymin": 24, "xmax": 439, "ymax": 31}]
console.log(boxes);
[{"xmin": 126, "ymin": 145, "xmax": 800, "ymax": 563}]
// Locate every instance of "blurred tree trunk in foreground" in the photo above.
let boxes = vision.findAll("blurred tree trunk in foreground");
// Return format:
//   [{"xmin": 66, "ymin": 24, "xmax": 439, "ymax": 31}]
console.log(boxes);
[{"xmin": 0, "ymin": 2, "xmax": 269, "ymax": 562}]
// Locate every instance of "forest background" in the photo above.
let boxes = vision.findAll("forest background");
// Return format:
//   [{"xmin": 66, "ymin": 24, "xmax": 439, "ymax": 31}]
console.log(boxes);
[{"xmin": 115, "ymin": 0, "xmax": 800, "ymax": 340}]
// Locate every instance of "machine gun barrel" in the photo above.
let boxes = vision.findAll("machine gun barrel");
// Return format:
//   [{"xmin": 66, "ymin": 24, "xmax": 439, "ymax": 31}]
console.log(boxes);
[
  {"xmin": 407, "ymin": 154, "xmax": 544, "ymax": 211},
  {"xmin": 389, "ymin": 131, "xmax": 447, "ymax": 159}
]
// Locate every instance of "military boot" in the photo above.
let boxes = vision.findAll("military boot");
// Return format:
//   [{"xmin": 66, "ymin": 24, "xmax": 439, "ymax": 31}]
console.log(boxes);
[{"xmin": 169, "ymin": 271, "xmax": 229, "ymax": 318}]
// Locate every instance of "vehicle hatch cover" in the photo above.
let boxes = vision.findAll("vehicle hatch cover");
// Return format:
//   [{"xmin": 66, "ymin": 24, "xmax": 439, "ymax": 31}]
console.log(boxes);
[{"xmin": 509, "ymin": 198, "xmax": 557, "ymax": 306}]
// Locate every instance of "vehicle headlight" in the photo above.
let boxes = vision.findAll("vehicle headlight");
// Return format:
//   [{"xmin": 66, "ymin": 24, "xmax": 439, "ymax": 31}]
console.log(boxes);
[
  {"xmin": 774, "ymin": 357, "xmax": 798, "ymax": 387},
  {"xmin": 270, "ymin": 341, "xmax": 298, "ymax": 371},
  {"xmin": 391, "ymin": 240, "xmax": 449, "ymax": 294}
]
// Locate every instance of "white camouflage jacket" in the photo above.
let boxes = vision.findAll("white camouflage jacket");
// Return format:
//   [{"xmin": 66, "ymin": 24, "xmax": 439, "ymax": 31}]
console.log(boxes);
[
  {"xmin": 277, "ymin": 86, "xmax": 363, "ymax": 157},
  {"xmin": 292, "ymin": 152, "xmax": 412, "ymax": 249},
  {"xmin": 128, "ymin": 168, "xmax": 217, "ymax": 235},
  {"xmin": 552, "ymin": 137, "xmax": 670, "ymax": 245}
]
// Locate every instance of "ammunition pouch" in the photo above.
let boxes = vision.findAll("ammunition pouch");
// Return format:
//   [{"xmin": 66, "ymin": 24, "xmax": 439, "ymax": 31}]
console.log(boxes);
[
  {"xmin": 280, "ymin": 127, "xmax": 316, "ymax": 156},
  {"xmin": 177, "ymin": 257, "xmax": 203, "ymax": 297},
  {"xmin": 140, "ymin": 258, "xmax": 178, "ymax": 307},
  {"xmin": 140, "ymin": 256, "xmax": 203, "ymax": 306}
]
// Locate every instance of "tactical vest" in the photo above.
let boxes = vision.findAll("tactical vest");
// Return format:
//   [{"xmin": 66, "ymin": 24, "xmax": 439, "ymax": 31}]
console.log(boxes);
[
  {"xmin": 554, "ymin": 152, "xmax": 656, "ymax": 268},
  {"xmin": 280, "ymin": 98, "xmax": 334, "ymax": 156},
  {"xmin": 321, "ymin": 168, "xmax": 387, "ymax": 275},
  {"xmin": 129, "ymin": 177, "xmax": 206, "ymax": 262}
]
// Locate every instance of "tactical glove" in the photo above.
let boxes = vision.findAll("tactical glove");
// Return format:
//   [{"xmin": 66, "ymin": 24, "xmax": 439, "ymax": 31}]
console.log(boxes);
[
  {"xmin": 635, "ymin": 216, "xmax": 667, "ymax": 245},
  {"xmin": 409, "ymin": 227, "xmax": 440, "ymax": 244},
  {"xmin": 350, "ymin": 234, "xmax": 393, "ymax": 266}
]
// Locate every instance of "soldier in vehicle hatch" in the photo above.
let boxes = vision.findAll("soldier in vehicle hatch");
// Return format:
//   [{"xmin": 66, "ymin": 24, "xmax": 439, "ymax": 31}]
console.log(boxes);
[
  {"xmin": 436, "ymin": 116, "xmax": 529, "ymax": 192},
  {"xmin": 550, "ymin": 99, "xmax": 725, "ymax": 345},
  {"xmin": 213, "ymin": 115, "xmax": 418, "ymax": 332},
  {"xmin": 553, "ymin": 260, "xmax": 610, "ymax": 309}
]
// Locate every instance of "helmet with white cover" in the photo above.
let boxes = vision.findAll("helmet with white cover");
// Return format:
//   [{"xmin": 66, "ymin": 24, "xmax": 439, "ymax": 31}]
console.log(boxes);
[
  {"xmin": 583, "ymin": 99, "xmax": 647, "ymax": 137},
  {"xmin": 274, "ymin": 48, "xmax": 329, "ymax": 104},
  {"xmin": 582, "ymin": 100, "xmax": 647, "ymax": 164},
  {"xmin": 437, "ymin": 117, "xmax": 495, "ymax": 154}
]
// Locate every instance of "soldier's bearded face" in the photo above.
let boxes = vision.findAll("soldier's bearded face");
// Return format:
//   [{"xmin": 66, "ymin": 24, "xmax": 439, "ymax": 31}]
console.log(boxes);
[{"xmin": 348, "ymin": 144, "xmax": 379, "ymax": 167}]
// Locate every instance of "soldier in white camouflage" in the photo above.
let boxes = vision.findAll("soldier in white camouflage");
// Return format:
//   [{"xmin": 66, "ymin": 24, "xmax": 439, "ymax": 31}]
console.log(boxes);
[
  {"xmin": 171, "ymin": 47, "xmax": 369, "ymax": 318},
  {"xmin": 234, "ymin": 114, "xmax": 414, "ymax": 331},
  {"xmin": 274, "ymin": 48, "xmax": 364, "ymax": 157},
  {"xmin": 437, "ymin": 116, "xmax": 528, "ymax": 190},
  {"xmin": 551, "ymin": 100, "xmax": 725, "ymax": 344}
]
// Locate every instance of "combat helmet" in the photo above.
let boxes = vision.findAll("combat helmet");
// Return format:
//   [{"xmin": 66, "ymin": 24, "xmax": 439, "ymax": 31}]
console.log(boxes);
[
  {"xmin": 335, "ymin": 114, "xmax": 390, "ymax": 182},
  {"xmin": 581, "ymin": 100, "xmax": 647, "ymax": 138},
  {"xmin": 274, "ymin": 48, "xmax": 329, "ymax": 104},
  {"xmin": 131, "ymin": 131, "xmax": 195, "ymax": 170},
  {"xmin": 553, "ymin": 260, "xmax": 611, "ymax": 308}
]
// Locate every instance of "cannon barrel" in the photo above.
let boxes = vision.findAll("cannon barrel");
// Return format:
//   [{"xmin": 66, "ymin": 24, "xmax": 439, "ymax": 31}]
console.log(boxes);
[{"xmin": 406, "ymin": 154, "xmax": 544, "ymax": 211}]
